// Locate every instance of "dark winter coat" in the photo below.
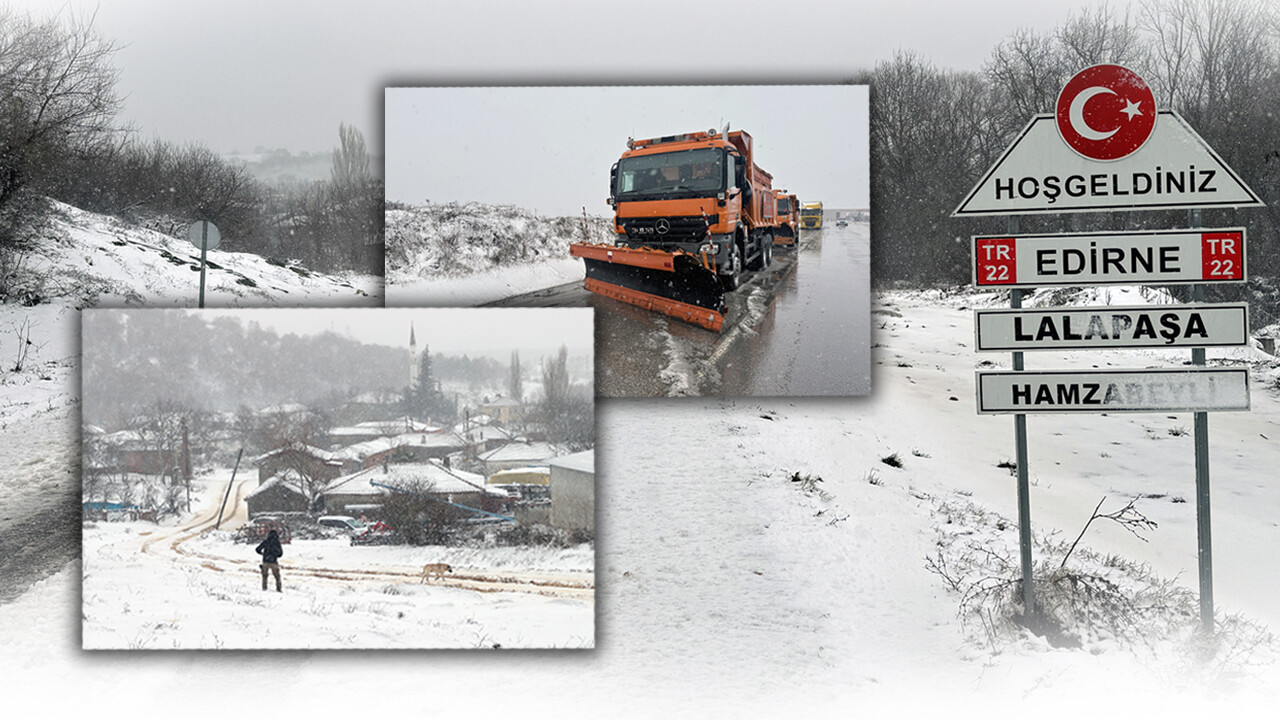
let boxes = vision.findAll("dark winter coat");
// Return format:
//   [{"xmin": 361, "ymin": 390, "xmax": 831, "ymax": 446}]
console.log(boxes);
[{"xmin": 255, "ymin": 531, "xmax": 283, "ymax": 564}]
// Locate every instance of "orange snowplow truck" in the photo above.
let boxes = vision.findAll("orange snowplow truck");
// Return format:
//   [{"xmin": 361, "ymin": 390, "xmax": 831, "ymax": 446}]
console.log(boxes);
[
  {"xmin": 774, "ymin": 191, "xmax": 799, "ymax": 248},
  {"xmin": 569, "ymin": 129, "xmax": 778, "ymax": 332}
]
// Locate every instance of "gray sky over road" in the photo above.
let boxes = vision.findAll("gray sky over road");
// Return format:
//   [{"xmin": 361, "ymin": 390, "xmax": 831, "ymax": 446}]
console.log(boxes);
[
  {"xmin": 11, "ymin": 0, "xmax": 1102, "ymax": 155},
  {"xmin": 386, "ymin": 85, "xmax": 867, "ymax": 215}
]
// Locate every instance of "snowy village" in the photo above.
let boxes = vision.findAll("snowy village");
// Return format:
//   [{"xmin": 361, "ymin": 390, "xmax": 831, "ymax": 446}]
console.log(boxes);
[{"xmin": 78, "ymin": 307, "xmax": 595, "ymax": 649}]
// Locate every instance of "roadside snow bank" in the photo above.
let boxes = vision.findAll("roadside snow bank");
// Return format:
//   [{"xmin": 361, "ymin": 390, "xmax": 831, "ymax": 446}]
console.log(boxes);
[{"xmin": 385, "ymin": 202, "xmax": 610, "ymax": 297}]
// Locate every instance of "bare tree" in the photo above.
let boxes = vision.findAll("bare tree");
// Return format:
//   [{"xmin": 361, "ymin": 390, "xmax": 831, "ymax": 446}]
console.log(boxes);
[
  {"xmin": 509, "ymin": 350, "xmax": 523, "ymax": 403},
  {"xmin": 0, "ymin": 6, "xmax": 123, "ymax": 244},
  {"xmin": 331, "ymin": 122, "xmax": 371, "ymax": 191},
  {"xmin": 535, "ymin": 345, "xmax": 592, "ymax": 449},
  {"xmin": 1057, "ymin": 3, "xmax": 1142, "ymax": 68}
]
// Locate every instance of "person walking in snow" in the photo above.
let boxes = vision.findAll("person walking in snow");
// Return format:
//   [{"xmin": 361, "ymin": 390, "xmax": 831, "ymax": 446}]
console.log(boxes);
[{"xmin": 255, "ymin": 529, "xmax": 284, "ymax": 592}]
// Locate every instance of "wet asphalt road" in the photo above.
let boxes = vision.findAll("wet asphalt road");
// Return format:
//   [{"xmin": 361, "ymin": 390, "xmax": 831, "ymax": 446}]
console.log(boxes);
[
  {"xmin": 0, "ymin": 405, "xmax": 81, "ymax": 605},
  {"xmin": 495, "ymin": 222, "xmax": 871, "ymax": 397},
  {"xmin": 718, "ymin": 222, "xmax": 871, "ymax": 396},
  {"xmin": 0, "ymin": 497, "xmax": 81, "ymax": 604}
]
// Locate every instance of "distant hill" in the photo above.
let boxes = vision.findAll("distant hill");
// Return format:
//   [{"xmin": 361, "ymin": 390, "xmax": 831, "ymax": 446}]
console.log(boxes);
[{"xmin": 228, "ymin": 149, "xmax": 385, "ymax": 186}]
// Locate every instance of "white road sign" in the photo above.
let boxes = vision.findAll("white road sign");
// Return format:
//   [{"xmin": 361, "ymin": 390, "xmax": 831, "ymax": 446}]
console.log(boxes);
[
  {"xmin": 972, "ymin": 228, "xmax": 1245, "ymax": 288},
  {"xmin": 187, "ymin": 220, "xmax": 221, "ymax": 251},
  {"xmin": 976, "ymin": 368, "xmax": 1250, "ymax": 414},
  {"xmin": 974, "ymin": 303, "xmax": 1249, "ymax": 352},
  {"xmin": 953, "ymin": 111, "xmax": 1263, "ymax": 216}
]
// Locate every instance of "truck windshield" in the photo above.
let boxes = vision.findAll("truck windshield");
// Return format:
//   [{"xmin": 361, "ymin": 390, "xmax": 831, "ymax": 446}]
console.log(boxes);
[
  {"xmin": 615, "ymin": 148, "xmax": 724, "ymax": 200},
  {"xmin": 777, "ymin": 198, "xmax": 791, "ymax": 213}
]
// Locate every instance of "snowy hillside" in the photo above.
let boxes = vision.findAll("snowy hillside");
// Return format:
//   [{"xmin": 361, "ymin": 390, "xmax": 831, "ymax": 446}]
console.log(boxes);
[
  {"xmin": 4, "ymin": 285, "xmax": 1279, "ymax": 715},
  {"xmin": 385, "ymin": 202, "xmax": 611, "ymax": 304},
  {"xmin": 11, "ymin": 202, "xmax": 380, "ymax": 308}
]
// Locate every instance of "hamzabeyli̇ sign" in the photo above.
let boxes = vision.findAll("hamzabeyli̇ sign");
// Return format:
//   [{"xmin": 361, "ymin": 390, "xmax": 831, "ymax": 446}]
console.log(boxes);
[{"xmin": 976, "ymin": 368, "xmax": 1250, "ymax": 414}]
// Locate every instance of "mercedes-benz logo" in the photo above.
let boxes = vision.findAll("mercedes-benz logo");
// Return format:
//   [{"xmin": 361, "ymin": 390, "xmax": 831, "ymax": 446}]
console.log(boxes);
[{"xmin": 655, "ymin": 219, "xmax": 671, "ymax": 234}]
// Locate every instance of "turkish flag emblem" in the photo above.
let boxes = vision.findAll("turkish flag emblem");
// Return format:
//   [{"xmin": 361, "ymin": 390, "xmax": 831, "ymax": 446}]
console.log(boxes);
[{"xmin": 1055, "ymin": 64, "xmax": 1157, "ymax": 161}]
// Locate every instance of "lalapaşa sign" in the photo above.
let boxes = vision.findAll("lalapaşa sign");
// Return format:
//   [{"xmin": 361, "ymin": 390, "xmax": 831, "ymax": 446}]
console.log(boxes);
[
  {"xmin": 972, "ymin": 228, "xmax": 1246, "ymax": 288},
  {"xmin": 976, "ymin": 367, "xmax": 1250, "ymax": 414},
  {"xmin": 974, "ymin": 303, "xmax": 1249, "ymax": 352},
  {"xmin": 953, "ymin": 64, "xmax": 1262, "ymax": 216}
]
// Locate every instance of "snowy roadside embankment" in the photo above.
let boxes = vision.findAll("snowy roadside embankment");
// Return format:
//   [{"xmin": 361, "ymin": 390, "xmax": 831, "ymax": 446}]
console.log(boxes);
[
  {"xmin": 19, "ymin": 202, "xmax": 381, "ymax": 308},
  {"xmin": 385, "ymin": 202, "xmax": 611, "ymax": 304}
]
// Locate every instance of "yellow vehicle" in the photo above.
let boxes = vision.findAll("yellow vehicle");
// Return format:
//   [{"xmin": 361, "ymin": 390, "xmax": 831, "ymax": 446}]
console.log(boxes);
[{"xmin": 799, "ymin": 201, "xmax": 823, "ymax": 229}]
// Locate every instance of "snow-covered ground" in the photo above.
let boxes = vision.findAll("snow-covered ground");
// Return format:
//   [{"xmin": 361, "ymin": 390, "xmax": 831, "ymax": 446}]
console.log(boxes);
[
  {"xmin": 385, "ymin": 202, "xmax": 608, "ymax": 305},
  {"xmin": 4, "ymin": 284, "xmax": 1280, "ymax": 715},
  {"xmin": 21, "ymin": 202, "xmax": 381, "ymax": 308},
  {"xmin": 80, "ymin": 471, "xmax": 594, "ymax": 650},
  {"xmin": 388, "ymin": 256, "xmax": 584, "ymax": 306},
  {"xmin": 82, "ymin": 524, "xmax": 593, "ymax": 650}
]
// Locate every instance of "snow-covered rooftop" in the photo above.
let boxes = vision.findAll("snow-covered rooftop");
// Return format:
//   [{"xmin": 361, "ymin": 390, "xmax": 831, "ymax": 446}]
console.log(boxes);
[
  {"xmin": 326, "ymin": 462, "xmax": 499, "ymax": 497},
  {"xmin": 548, "ymin": 449, "xmax": 594, "ymax": 475},
  {"xmin": 480, "ymin": 441, "xmax": 558, "ymax": 463}
]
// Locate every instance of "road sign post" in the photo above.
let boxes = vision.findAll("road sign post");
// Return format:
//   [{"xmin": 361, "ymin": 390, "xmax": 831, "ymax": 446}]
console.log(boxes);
[
  {"xmin": 1190, "ymin": 209, "xmax": 1214, "ymax": 632},
  {"xmin": 186, "ymin": 220, "xmax": 221, "ymax": 309},
  {"xmin": 1010, "ymin": 266, "xmax": 1034, "ymax": 619},
  {"xmin": 955, "ymin": 64, "xmax": 1261, "ymax": 636}
]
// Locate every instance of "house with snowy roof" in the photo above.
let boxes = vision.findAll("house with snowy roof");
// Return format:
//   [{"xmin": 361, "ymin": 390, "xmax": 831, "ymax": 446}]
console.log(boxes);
[
  {"xmin": 478, "ymin": 440, "xmax": 559, "ymax": 475},
  {"xmin": 328, "ymin": 417, "xmax": 440, "ymax": 445},
  {"xmin": 456, "ymin": 423, "xmax": 514, "ymax": 455},
  {"xmin": 320, "ymin": 460, "xmax": 508, "ymax": 517},
  {"xmin": 478, "ymin": 396, "xmax": 524, "ymax": 426},
  {"xmin": 340, "ymin": 431, "xmax": 467, "ymax": 469},
  {"xmin": 252, "ymin": 442, "xmax": 348, "ymax": 484},
  {"xmin": 89, "ymin": 429, "xmax": 184, "ymax": 475},
  {"xmin": 245, "ymin": 469, "xmax": 311, "ymax": 516}
]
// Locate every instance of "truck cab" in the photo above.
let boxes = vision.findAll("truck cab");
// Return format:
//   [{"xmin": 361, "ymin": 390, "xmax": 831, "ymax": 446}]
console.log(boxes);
[
  {"xmin": 799, "ymin": 201, "xmax": 823, "ymax": 229},
  {"xmin": 774, "ymin": 192, "xmax": 799, "ymax": 247},
  {"xmin": 609, "ymin": 129, "xmax": 777, "ymax": 289}
]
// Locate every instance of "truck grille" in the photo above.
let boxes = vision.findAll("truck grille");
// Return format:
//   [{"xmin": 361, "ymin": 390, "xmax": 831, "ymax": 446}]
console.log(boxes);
[{"xmin": 620, "ymin": 215, "xmax": 716, "ymax": 243}]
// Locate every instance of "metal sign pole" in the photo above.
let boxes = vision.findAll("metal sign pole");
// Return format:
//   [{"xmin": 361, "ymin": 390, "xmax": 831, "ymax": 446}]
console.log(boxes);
[
  {"xmin": 198, "ymin": 221, "xmax": 209, "ymax": 309},
  {"xmin": 1009, "ymin": 215, "xmax": 1035, "ymax": 619},
  {"xmin": 1190, "ymin": 208, "xmax": 1214, "ymax": 633}
]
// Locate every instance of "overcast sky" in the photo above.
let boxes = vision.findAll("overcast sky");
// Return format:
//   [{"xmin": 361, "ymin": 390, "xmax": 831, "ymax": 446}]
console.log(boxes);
[
  {"xmin": 12, "ymin": 0, "xmax": 1105, "ymax": 156},
  {"xmin": 386, "ymin": 85, "xmax": 866, "ymax": 215},
  {"xmin": 195, "ymin": 307, "xmax": 594, "ymax": 360}
]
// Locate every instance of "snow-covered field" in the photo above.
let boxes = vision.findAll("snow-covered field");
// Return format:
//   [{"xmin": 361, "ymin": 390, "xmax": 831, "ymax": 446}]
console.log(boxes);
[
  {"xmin": 77, "ymin": 463, "xmax": 594, "ymax": 650},
  {"xmin": 4, "ymin": 284, "xmax": 1280, "ymax": 715},
  {"xmin": 82, "ymin": 524, "xmax": 594, "ymax": 651}
]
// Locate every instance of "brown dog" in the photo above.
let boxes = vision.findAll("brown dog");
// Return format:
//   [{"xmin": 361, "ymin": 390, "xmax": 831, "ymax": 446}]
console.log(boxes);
[{"xmin": 420, "ymin": 563, "xmax": 453, "ymax": 583}]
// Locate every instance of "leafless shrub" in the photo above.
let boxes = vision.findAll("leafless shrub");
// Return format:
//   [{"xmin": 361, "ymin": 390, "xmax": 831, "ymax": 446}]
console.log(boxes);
[{"xmin": 925, "ymin": 494, "xmax": 1270, "ymax": 669}]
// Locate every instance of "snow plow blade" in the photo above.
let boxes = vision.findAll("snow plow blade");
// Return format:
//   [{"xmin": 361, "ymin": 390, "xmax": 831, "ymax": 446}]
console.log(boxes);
[{"xmin": 570, "ymin": 243, "xmax": 726, "ymax": 332}]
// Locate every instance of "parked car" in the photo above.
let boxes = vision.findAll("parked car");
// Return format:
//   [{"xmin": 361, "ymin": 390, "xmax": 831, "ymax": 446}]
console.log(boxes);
[
  {"xmin": 350, "ymin": 521, "xmax": 396, "ymax": 546},
  {"xmin": 317, "ymin": 515, "xmax": 366, "ymax": 533}
]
